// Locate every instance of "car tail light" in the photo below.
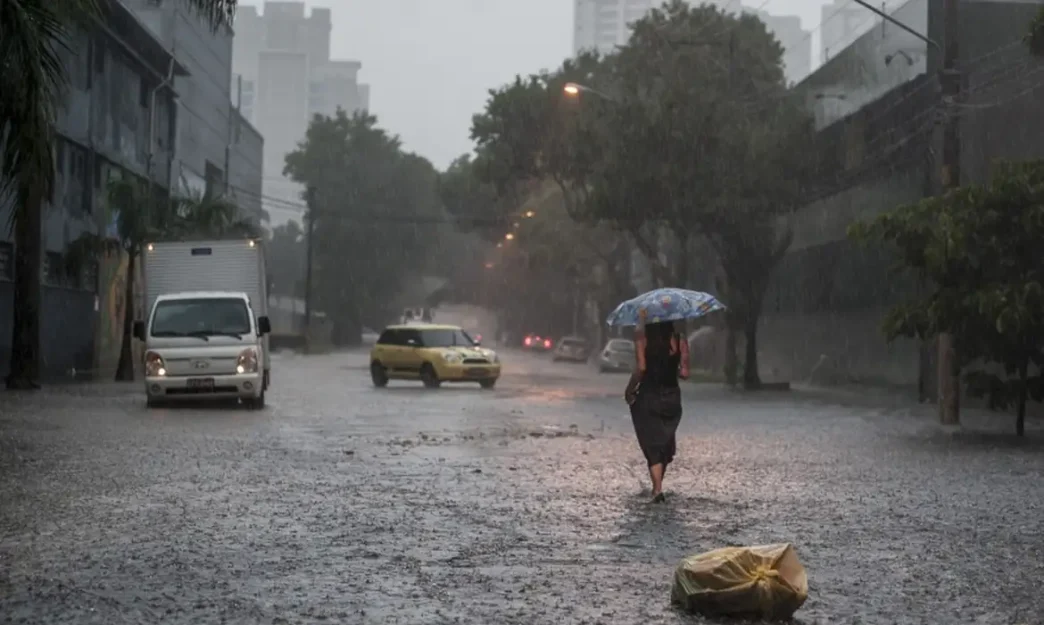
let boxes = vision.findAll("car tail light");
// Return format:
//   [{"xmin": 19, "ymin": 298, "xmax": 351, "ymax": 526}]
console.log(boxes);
[
  {"xmin": 524, "ymin": 337, "xmax": 532, "ymax": 346},
  {"xmin": 544, "ymin": 339, "xmax": 552, "ymax": 348}
]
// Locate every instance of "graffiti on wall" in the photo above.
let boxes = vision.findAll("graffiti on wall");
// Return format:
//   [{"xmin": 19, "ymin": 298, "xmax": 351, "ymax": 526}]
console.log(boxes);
[{"xmin": 96, "ymin": 248, "xmax": 128, "ymax": 376}]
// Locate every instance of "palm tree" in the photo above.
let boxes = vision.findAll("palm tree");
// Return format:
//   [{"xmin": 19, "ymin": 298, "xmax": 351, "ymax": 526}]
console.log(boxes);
[
  {"xmin": 68, "ymin": 178, "xmax": 259, "ymax": 381},
  {"xmin": 1, "ymin": 0, "xmax": 237, "ymax": 388}
]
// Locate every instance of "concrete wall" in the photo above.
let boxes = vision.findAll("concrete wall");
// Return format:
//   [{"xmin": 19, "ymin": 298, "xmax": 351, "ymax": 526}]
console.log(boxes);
[{"xmin": 759, "ymin": 0, "xmax": 1044, "ymax": 392}]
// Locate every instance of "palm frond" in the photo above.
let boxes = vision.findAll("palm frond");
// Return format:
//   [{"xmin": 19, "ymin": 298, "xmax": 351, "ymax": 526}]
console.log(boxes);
[
  {"xmin": 0, "ymin": 0, "xmax": 72, "ymax": 229},
  {"xmin": 180, "ymin": 0, "xmax": 237, "ymax": 32}
]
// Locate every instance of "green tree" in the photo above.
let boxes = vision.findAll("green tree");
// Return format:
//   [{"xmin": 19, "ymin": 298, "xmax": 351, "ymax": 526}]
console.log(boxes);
[
  {"xmin": 1, "ymin": 0, "xmax": 236, "ymax": 389},
  {"xmin": 67, "ymin": 179, "xmax": 258, "ymax": 381},
  {"xmin": 850, "ymin": 160, "xmax": 1044, "ymax": 436},
  {"xmin": 581, "ymin": 1, "xmax": 815, "ymax": 387},
  {"xmin": 265, "ymin": 221, "xmax": 306, "ymax": 298},
  {"xmin": 463, "ymin": 53, "xmax": 639, "ymax": 340},
  {"xmin": 1028, "ymin": 6, "xmax": 1044, "ymax": 56},
  {"xmin": 284, "ymin": 110, "xmax": 443, "ymax": 344}
]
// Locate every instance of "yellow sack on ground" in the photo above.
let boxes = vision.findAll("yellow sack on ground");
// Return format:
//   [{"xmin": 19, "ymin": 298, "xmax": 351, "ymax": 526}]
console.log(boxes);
[{"xmin": 670, "ymin": 543, "xmax": 808, "ymax": 620}]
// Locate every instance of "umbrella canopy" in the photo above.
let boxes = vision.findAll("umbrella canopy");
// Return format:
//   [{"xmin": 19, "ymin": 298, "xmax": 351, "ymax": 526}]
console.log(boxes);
[{"xmin": 606, "ymin": 288, "xmax": 725, "ymax": 327}]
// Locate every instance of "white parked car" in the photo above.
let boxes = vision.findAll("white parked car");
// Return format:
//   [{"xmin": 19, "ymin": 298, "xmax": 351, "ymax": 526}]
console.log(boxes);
[{"xmin": 598, "ymin": 339, "xmax": 635, "ymax": 373}]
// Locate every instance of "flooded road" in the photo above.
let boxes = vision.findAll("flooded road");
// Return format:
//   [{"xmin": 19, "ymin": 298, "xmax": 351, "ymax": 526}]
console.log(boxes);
[{"xmin": 1, "ymin": 349, "xmax": 1042, "ymax": 624}]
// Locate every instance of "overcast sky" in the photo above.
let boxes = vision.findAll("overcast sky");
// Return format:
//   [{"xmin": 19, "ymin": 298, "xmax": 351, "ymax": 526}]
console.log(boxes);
[{"xmin": 270, "ymin": 0, "xmax": 836, "ymax": 170}]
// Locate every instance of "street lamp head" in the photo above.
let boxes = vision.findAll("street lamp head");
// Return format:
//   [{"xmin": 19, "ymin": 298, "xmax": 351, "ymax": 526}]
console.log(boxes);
[
  {"xmin": 563, "ymin": 83, "xmax": 581, "ymax": 96},
  {"xmin": 524, "ymin": 210, "xmax": 535, "ymax": 218},
  {"xmin": 505, "ymin": 233, "xmax": 515, "ymax": 241}
]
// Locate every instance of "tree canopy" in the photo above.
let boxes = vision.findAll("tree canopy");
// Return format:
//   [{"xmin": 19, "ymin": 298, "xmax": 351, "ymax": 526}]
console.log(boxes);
[
  {"xmin": 463, "ymin": 0, "xmax": 816, "ymax": 385},
  {"xmin": 1028, "ymin": 6, "xmax": 1044, "ymax": 56},
  {"xmin": 284, "ymin": 110, "xmax": 445, "ymax": 343},
  {"xmin": 850, "ymin": 160, "xmax": 1044, "ymax": 436}
]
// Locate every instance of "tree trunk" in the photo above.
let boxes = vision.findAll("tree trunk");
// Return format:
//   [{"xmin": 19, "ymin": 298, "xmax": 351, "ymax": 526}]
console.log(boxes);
[
  {"xmin": 742, "ymin": 311, "xmax": 761, "ymax": 390},
  {"xmin": 1016, "ymin": 361, "xmax": 1028, "ymax": 437},
  {"xmin": 723, "ymin": 314, "xmax": 738, "ymax": 387},
  {"xmin": 6, "ymin": 193, "xmax": 43, "ymax": 390},
  {"xmin": 937, "ymin": 332, "xmax": 960, "ymax": 425},
  {"xmin": 115, "ymin": 250, "xmax": 136, "ymax": 381}
]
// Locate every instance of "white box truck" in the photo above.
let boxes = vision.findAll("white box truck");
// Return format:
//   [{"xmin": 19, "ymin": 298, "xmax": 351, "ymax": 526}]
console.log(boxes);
[{"xmin": 133, "ymin": 239, "xmax": 272, "ymax": 408}]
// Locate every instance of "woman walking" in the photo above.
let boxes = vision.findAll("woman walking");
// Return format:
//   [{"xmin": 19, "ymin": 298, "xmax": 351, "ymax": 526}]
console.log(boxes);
[{"xmin": 625, "ymin": 309, "xmax": 689, "ymax": 503}]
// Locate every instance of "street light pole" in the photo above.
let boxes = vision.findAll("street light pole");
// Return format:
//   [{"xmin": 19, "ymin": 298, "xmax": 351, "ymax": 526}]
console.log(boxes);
[
  {"xmin": 937, "ymin": 0, "xmax": 961, "ymax": 425},
  {"xmin": 304, "ymin": 186, "xmax": 316, "ymax": 345}
]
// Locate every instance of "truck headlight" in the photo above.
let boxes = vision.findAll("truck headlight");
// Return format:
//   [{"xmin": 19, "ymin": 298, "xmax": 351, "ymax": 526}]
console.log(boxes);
[
  {"xmin": 442, "ymin": 352, "xmax": 462, "ymax": 363},
  {"xmin": 145, "ymin": 351, "xmax": 166, "ymax": 377},
  {"xmin": 237, "ymin": 348, "xmax": 259, "ymax": 374}
]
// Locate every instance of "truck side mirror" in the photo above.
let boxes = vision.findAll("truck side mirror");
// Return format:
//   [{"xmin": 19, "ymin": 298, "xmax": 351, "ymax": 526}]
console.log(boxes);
[
  {"xmin": 133, "ymin": 321, "xmax": 145, "ymax": 340},
  {"xmin": 257, "ymin": 316, "xmax": 271, "ymax": 335}
]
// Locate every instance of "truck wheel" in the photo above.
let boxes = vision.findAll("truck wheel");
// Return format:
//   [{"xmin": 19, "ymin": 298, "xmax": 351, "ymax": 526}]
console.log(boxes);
[
  {"xmin": 421, "ymin": 363, "xmax": 441, "ymax": 388},
  {"xmin": 246, "ymin": 391, "xmax": 265, "ymax": 410},
  {"xmin": 371, "ymin": 362, "xmax": 389, "ymax": 387},
  {"xmin": 146, "ymin": 396, "xmax": 162, "ymax": 408}
]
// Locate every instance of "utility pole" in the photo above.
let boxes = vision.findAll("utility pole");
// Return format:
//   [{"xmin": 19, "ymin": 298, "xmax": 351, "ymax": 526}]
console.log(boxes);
[
  {"xmin": 304, "ymin": 186, "xmax": 316, "ymax": 344},
  {"xmin": 937, "ymin": 0, "xmax": 961, "ymax": 425}
]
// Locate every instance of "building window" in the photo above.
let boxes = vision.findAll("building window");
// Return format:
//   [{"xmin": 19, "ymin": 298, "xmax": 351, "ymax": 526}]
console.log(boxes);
[
  {"xmin": 63, "ymin": 141, "xmax": 90, "ymax": 215},
  {"xmin": 82, "ymin": 259, "xmax": 99, "ymax": 292},
  {"xmin": 43, "ymin": 252, "xmax": 64, "ymax": 287},
  {"xmin": 140, "ymin": 76, "xmax": 150, "ymax": 108},
  {"xmin": 204, "ymin": 161, "xmax": 224, "ymax": 198},
  {"xmin": 0, "ymin": 242, "xmax": 12, "ymax": 281}
]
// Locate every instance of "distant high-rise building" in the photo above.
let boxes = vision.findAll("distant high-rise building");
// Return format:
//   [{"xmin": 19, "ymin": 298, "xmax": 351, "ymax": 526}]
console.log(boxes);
[
  {"xmin": 748, "ymin": 9, "xmax": 812, "ymax": 85},
  {"xmin": 572, "ymin": 0, "xmax": 655, "ymax": 56},
  {"xmin": 820, "ymin": 0, "xmax": 869, "ymax": 62},
  {"xmin": 232, "ymin": 2, "xmax": 369, "ymax": 221}
]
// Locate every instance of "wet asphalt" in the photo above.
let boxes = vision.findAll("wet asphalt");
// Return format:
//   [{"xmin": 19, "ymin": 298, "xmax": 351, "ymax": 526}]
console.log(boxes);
[{"xmin": 1, "ymin": 349, "xmax": 1043, "ymax": 625}]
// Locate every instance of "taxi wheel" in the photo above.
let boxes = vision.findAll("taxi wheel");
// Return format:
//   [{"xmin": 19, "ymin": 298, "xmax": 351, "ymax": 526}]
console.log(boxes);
[
  {"xmin": 479, "ymin": 378, "xmax": 496, "ymax": 390},
  {"xmin": 371, "ymin": 362, "xmax": 389, "ymax": 388},
  {"xmin": 420, "ymin": 363, "xmax": 441, "ymax": 388}
]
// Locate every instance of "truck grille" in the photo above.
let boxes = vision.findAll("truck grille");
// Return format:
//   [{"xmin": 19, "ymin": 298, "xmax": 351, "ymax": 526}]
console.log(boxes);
[{"xmin": 463, "ymin": 358, "xmax": 489, "ymax": 364}]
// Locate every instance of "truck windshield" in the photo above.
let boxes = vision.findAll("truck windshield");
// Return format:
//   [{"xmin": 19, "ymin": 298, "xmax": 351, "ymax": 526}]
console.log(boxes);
[{"xmin": 151, "ymin": 298, "xmax": 252, "ymax": 338}]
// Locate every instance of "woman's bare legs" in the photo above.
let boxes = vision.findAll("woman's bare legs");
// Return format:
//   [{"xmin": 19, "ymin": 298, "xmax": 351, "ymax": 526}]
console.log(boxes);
[{"xmin": 649, "ymin": 463, "xmax": 665, "ymax": 500}]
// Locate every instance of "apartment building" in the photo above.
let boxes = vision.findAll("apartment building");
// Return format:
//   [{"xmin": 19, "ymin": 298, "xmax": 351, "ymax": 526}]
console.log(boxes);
[{"xmin": 232, "ymin": 2, "xmax": 369, "ymax": 218}]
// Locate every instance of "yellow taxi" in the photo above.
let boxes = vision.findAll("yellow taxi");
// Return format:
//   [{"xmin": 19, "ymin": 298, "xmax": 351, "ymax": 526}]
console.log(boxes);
[{"xmin": 369, "ymin": 324, "xmax": 501, "ymax": 389}]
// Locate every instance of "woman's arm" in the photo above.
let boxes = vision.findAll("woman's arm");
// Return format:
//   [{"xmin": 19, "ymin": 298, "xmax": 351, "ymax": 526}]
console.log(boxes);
[
  {"xmin": 625, "ymin": 310, "xmax": 648, "ymax": 402},
  {"xmin": 678, "ymin": 334, "xmax": 690, "ymax": 380}
]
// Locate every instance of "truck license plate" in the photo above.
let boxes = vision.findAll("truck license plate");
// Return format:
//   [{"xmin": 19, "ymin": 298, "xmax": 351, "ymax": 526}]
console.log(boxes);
[{"xmin": 187, "ymin": 378, "xmax": 214, "ymax": 389}]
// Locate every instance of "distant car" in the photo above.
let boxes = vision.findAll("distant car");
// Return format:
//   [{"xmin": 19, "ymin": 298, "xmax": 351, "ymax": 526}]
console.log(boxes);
[
  {"xmin": 522, "ymin": 333, "xmax": 553, "ymax": 351},
  {"xmin": 598, "ymin": 338, "xmax": 635, "ymax": 372},
  {"xmin": 553, "ymin": 336, "xmax": 590, "ymax": 362},
  {"xmin": 361, "ymin": 327, "xmax": 380, "ymax": 345},
  {"xmin": 370, "ymin": 323, "xmax": 501, "ymax": 389}
]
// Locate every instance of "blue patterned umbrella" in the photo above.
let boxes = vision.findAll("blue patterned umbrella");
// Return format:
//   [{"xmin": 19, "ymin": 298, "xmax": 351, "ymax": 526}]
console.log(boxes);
[{"xmin": 606, "ymin": 288, "xmax": 726, "ymax": 327}]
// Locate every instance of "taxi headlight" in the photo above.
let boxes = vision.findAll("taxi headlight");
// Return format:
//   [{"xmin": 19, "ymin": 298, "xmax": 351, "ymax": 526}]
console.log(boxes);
[
  {"xmin": 237, "ymin": 348, "xmax": 259, "ymax": 374},
  {"xmin": 442, "ymin": 352, "xmax": 462, "ymax": 364},
  {"xmin": 145, "ymin": 351, "xmax": 166, "ymax": 377}
]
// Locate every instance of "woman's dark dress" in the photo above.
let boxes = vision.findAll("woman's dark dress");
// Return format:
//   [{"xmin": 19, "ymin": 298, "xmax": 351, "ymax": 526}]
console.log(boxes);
[{"xmin": 630, "ymin": 336, "xmax": 683, "ymax": 467}]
